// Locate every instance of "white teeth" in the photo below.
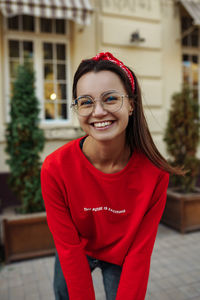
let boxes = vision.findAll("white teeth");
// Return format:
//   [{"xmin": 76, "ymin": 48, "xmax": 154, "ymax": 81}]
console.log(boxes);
[{"xmin": 93, "ymin": 121, "xmax": 112, "ymax": 128}]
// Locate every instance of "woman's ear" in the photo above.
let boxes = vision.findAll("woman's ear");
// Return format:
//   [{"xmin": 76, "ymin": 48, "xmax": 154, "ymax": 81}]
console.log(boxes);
[{"xmin": 129, "ymin": 99, "xmax": 134, "ymax": 115}]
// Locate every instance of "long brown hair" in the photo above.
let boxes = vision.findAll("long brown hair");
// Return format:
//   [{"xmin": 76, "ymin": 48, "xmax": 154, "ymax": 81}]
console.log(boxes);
[{"xmin": 72, "ymin": 59, "xmax": 185, "ymax": 176}]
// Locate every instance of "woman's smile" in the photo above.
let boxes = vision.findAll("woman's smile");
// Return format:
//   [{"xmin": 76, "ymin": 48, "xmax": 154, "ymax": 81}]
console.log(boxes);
[{"xmin": 90, "ymin": 120, "xmax": 115, "ymax": 129}]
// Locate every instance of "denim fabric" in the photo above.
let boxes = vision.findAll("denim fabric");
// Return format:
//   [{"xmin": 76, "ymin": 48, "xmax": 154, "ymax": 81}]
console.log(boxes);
[{"xmin": 54, "ymin": 251, "xmax": 122, "ymax": 300}]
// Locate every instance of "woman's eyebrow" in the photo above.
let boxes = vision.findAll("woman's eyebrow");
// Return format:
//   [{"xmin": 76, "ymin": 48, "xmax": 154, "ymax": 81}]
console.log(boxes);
[
  {"xmin": 77, "ymin": 94, "xmax": 92, "ymax": 98},
  {"xmin": 78, "ymin": 90, "xmax": 118, "ymax": 98},
  {"xmin": 101, "ymin": 90, "xmax": 118, "ymax": 97}
]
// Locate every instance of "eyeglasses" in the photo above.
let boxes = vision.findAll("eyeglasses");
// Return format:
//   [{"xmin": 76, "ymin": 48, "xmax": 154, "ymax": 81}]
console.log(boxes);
[{"xmin": 71, "ymin": 91, "xmax": 129, "ymax": 116}]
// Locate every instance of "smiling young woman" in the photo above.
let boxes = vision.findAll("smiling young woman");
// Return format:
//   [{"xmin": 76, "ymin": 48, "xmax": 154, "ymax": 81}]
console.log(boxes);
[{"xmin": 41, "ymin": 52, "xmax": 185, "ymax": 300}]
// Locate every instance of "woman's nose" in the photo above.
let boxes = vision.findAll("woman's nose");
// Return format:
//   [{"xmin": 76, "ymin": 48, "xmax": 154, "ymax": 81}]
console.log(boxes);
[{"xmin": 92, "ymin": 101, "xmax": 107, "ymax": 116}]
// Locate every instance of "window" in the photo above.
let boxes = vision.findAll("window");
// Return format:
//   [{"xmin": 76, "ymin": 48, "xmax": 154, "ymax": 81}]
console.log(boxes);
[
  {"xmin": 182, "ymin": 54, "xmax": 198, "ymax": 98},
  {"xmin": 181, "ymin": 13, "xmax": 200, "ymax": 100},
  {"xmin": 43, "ymin": 42, "xmax": 68, "ymax": 120},
  {"xmin": 9, "ymin": 40, "xmax": 33, "ymax": 93},
  {"xmin": 5, "ymin": 15, "xmax": 69, "ymax": 122},
  {"xmin": 8, "ymin": 15, "xmax": 66, "ymax": 34}
]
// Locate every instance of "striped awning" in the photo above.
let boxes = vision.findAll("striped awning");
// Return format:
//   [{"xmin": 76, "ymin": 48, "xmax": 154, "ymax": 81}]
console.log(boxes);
[
  {"xmin": 179, "ymin": 0, "xmax": 200, "ymax": 25},
  {"xmin": 0, "ymin": 0, "xmax": 93, "ymax": 25}
]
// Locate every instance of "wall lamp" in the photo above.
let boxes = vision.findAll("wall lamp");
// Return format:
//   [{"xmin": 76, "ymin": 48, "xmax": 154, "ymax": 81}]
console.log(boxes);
[{"xmin": 130, "ymin": 31, "xmax": 145, "ymax": 43}]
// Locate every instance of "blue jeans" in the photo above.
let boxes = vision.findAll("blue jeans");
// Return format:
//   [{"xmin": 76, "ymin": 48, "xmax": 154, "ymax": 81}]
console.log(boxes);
[{"xmin": 54, "ymin": 252, "xmax": 122, "ymax": 300}]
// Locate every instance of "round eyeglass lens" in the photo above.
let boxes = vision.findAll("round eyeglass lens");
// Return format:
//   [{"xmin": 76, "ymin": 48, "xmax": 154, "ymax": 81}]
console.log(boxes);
[{"xmin": 74, "ymin": 92, "xmax": 123, "ymax": 116}]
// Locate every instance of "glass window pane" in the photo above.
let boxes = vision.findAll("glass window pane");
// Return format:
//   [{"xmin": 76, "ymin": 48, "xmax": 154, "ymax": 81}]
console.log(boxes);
[
  {"xmin": 22, "ymin": 15, "xmax": 34, "ymax": 31},
  {"xmin": 181, "ymin": 17, "xmax": 188, "ymax": 31},
  {"xmin": 41, "ymin": 18, "xmax": 53, "ymax": 33},
  {"xmin": 182, "ymin": 55, "xmax": 191, "ymax": 84},
  {"xmin": 9, "ymin": 41, "xmax": 20, "ymax": 58},
  {"xmin": 44, "ymin": 63, "xmax": 54, "ymax": 80},
  {"xmin": 182, "ymin": 36, "xmax": 189, "ymax": 46},
  {"xmin": 10, "ymin": 81, "xmax": 14, "ymax": 96},
  {"xmin": 192, "ymin": 55, "xmax": 198, "ymax": 64},
  {"xmin": 23, "ymin": 41, "xmax": 33, "ymax": 60},
  {"xmin": 43, "ymin": 43, "xmax": 53, "ymax": 59},
  {"xmin": 10, "ymin": 61, "xmax": 20, "ymax": 78},
  {"xmin": 181, "ymin": 16, "xmax": 195, "ymax": 47},
  {"xmin": 44, "ymin": 82, "xmax": 55, "ymax": 100},
  {"xmin": 193, "ymin": 88, "xmax": 198, "ymax": 99},
  {"xmin": 45, "ymin": 103, "xmax": 55, "ymax": 119},
  {"xmin": 191, "ymin": 28, "xmax": 198, "ymax": 47},
  {"xmin": 57, "ymin": 83, "xmax": 67, "ymax": 100},
  {"xmin": 192, "ymin": 55, "xmax": 198, "ymax": 86},
  {"xmin": 57, "ymin": 64, "xmax": 66, "ymax": 80},
  {"xmin": 58, "ymin": 103, "xmax": 67, "ymax": 119},
  {"xmin": 56, "ymin": 19, "xmax": 65, "ymax": 34},
  {"xmin": 56, "ymin": 44, "xmax": 66, "ymax": 60},
  {"xmin": 8, "ymin": 16, "xmax": 19, "ymax": 30}
]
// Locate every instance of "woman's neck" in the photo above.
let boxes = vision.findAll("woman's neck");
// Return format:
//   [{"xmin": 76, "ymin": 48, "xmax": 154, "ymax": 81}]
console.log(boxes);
[{"xmin": 82, "ymin": 135, "xmax": 131, "ymax": 173}]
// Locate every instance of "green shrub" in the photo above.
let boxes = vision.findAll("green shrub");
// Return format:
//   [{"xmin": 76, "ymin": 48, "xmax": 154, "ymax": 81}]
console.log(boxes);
[
  {"xmin": 5, "ymin": 62, "xmax": 45, "ymax": 213},
  {"xmin": 164, "ymin": 86, "xmax": 200, "ymax": 193}
]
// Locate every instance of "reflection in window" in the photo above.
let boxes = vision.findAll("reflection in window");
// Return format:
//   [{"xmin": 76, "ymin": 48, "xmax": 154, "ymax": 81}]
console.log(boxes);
[
  {"xmin": 56, "ymin": 20, "xmax": 65, "ymax": 34},
  {"xmin": 7, "ymin": 15, "xmax": 66, "ymax": 34},
  {"xmin": 57, "ymin": 83, "xmax": 67, "ymax": 100},
  {"xmin": 40, "ymin": 18, "xmax": 53, "ymax": 33},
  {"xmin": 45, "ymin": 103, "xmax": 55, "ymax": 119},
  {"xmin": 56, "ymin": 44, "xmax": 66, "ymax": 60},
  {"xmin": 181, "ymin": 15, "xmax": 199, "ymax": 47},
  {"xmin": 9, "ymin": 41, "xmax": 20, "ymax": 58},
  {"xmin": 43, "ymin": 43, "xmax": 53, "ymax": 60},
  {"xmin": 43, "ymin": 42, "xmax": 68, "ymax": 120},
  {"xmin": 44, "ymin": 82, "xmax": 54, "ymax": 100},
  {"xmin": 182, "ymin": 54, "xmax": 198, "ymax": 97},
  {"xmin": 22, "ymin": 15, "xmax": 34, "ymax": 31},
  {"xmin": 8, "ymin": 16, "xmax": 19, "ymax": 30},
  {"xmin": 58, "ymin": 103, "xmax": 67, "ymax": 119},
  {"xmin": 44, "ymin": 64, "xmax": 54, "ymax": 80},
  {"xmin": 183, "ymin": 55, "xmax": 190, "ymax": 84},
  {"xmin": 192, "ymin": 55, "xmax": 198, "ymax": 86},
  {"xmin": 40, "ymin": 18, "xmax": 66, "ymax": 34},
  {"xmin": 23, "ymin": 41, "xmax": 33, "ymax": 60},
  {"xmin": 8, "ymin": 15, "xmax": 35, "ymax": 31},
  {"xmin": 57, "ymin": 64, "xmax": 66, "ymax": 80},
  {"xmin": 8, "ymin": 39, "xmax": 33, "ymax": 98},
  {"xmin": 10, "ymin": 61, "xmax": 20, "ymax": 78}
]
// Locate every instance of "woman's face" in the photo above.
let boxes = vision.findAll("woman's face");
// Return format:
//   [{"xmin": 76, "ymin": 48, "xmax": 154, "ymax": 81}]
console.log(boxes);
[{"xmin": 76, "ymin": 70, "xmax": 133, "ymax": 143}]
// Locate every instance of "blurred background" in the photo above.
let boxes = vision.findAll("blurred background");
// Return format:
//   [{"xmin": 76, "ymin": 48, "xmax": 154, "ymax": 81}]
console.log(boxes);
[{"xmin": 0, "ymin": 0, "xmax": 200, "ymax": 299}]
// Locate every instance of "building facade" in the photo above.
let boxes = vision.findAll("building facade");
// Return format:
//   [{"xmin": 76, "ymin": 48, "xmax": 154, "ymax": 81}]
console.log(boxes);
[{"xmin": 0, "ymin": 0, "xmax": 199, "ymax": 175}]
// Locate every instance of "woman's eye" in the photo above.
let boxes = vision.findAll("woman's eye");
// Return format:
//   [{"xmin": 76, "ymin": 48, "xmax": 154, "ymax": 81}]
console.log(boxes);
[
  {"xmin": 79, "ymin": 99, "xmax": 93, "ymax": 106},
  {"xmin": 105, "ymin": 96, "xmax": 118, "ymax": 103}
]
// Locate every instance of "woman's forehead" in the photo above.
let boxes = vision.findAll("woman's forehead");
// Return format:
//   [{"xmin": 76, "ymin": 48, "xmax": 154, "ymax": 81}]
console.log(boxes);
[{"xmin": 76, "ymin": 71, "xmax": 126, "ymax": 96}]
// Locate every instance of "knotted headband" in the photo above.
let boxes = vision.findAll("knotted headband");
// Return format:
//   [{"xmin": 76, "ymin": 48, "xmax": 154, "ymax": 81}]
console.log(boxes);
[{"xmin": 91, "ymin": 52, "xmax": 135, "ymax": 93}]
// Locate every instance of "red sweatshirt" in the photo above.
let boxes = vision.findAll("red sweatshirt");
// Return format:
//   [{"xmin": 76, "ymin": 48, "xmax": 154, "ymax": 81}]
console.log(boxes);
[{"xmin": 41, "ymin": 136, "xmax": 169, "ymax": 300}]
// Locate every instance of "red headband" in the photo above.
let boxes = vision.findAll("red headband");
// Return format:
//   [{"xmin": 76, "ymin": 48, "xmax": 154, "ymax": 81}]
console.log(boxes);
[{"xmin": 91, "ymin": 52, "xmax": 135, "ymax": 93}]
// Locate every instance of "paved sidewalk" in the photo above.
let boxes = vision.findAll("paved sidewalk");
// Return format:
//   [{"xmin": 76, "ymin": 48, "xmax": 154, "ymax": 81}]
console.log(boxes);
[{"xmin": 0, "ymin": 224, "xmax": 200, "ymax": 300}]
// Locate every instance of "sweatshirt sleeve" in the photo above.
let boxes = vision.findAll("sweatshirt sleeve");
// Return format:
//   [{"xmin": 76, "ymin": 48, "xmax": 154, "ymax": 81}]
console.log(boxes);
[
  {"xmin": 116, "ymin": 171, "xmax": 169, "ymax": 300},
  {"xmin": 40, "ymin": 160, "xmax": 95, "ymax": 300}
]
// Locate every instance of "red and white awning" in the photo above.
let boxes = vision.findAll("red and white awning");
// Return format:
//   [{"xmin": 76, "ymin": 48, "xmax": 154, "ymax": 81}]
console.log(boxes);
[{"xmin": 0, "ymin": 0, "xmax": 93, "ymax": 25}]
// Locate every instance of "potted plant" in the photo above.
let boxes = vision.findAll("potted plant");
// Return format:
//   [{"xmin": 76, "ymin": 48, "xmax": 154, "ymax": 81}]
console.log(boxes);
[
  {"xmin": 162, "ymin": 85, "xmax": 200, "ymax": 233},
  {"xmin": 3, "ymin": 62, "xmax": 55, "ymax": 263}
]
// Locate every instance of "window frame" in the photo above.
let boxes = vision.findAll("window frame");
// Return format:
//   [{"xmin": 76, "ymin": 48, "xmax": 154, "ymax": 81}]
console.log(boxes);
[
  {"xmin": 181, "ymin": 15, "xmax": 200, "ymax": 108},
  {"xmin": 3, "ymin": 15, "xmax": 72, "ymax": 126}
]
